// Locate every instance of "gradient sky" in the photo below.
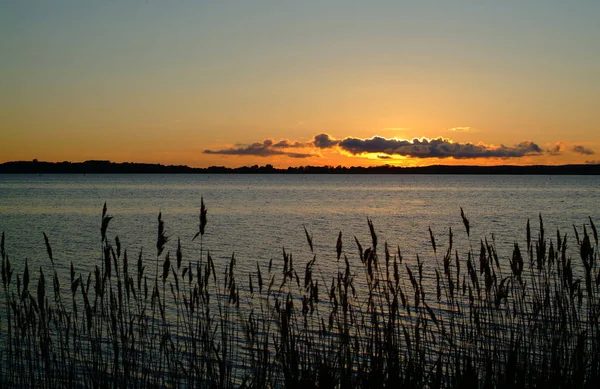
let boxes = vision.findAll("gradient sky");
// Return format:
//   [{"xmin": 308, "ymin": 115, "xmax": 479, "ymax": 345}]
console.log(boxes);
[{"xmin": 1, "ymin": 1, "xmax": 599, "ymax": 167}]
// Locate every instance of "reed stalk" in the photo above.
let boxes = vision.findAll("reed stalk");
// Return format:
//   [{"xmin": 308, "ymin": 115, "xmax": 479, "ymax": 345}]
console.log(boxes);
[{"xmin": 0, "ymin": 202, "xmax": 598, "ymax": 388}]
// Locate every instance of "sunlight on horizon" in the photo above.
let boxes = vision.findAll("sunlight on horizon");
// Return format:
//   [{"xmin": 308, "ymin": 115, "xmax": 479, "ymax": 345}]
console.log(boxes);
[{"xmin": 1, "ymin": 1, "xmax": 598, "ymax": 168}]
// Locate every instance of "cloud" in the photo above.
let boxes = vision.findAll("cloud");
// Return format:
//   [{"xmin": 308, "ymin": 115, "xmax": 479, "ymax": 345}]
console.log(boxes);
[
  {"xmin": 449, "ymin": 126, "xmax": 476, "ymax": 132},
  {"xmin": 547, "ymin": 141, "xmax": 596, "ymax": 157},
  {"xmin": 319, "ymin": 134, "xmax": 543, "ymax": 159},
  {"xmin": 204, "ymin": 139, "xmax": 315, "ymax": 158},
  {"xmin": 547, "ymin": 141, "xmax": 568, "ymax": 156},
  {"xmin": 313, "ymin": 133, "xmax": 340, "ymax": 149},
  {"xmin": 207, "ymin": 133, "xmax": 561, "ymax": 161},
  {"xmin": 572, "ymin": 145, "xmax": 595, "ymax": 155},
  {"xmin": 272, "ymin": 139, "xmax": 307, "ymax": 148}
]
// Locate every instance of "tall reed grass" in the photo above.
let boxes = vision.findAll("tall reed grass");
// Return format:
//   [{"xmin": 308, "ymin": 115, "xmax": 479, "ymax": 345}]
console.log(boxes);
[{"xmin": 0, "ymin": 200, "xmax": 598, "ymax": 388}]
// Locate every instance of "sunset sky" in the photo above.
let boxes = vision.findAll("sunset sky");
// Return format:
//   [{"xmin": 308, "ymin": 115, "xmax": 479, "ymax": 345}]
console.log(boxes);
[{"xmin": 1, "ymin": 1, "xmax": 599, "ymax": 167}]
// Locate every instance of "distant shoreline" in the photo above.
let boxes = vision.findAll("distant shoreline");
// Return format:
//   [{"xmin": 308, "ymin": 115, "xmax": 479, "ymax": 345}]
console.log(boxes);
[{"xmin": 1, "ymin": 160, "xmax": 600, "ymax": 175}]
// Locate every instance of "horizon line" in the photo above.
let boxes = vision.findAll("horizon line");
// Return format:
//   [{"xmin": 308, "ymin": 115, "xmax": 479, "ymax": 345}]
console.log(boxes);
[{"xmin": 1, "ymin": 159, "xmax": 600, "ymax": 175}]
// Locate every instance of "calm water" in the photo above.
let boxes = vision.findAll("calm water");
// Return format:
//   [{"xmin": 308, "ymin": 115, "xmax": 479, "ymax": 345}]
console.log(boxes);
[
  {"xmin": 1, "ymin": 173, "xmax": 599, "ymax": 385},
  {"xmin": 0, "ymin": 174, "xmax": 599, "ymax": 280}
]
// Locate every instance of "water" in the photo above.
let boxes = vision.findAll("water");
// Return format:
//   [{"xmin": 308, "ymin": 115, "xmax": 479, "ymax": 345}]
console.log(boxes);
[
  {"xmin": 1, "ymin": 174, "xmax": 599, "ymax": 279},
  {"xmin": 1, "ymin": 173, "xmax": 599, "ymax": 386}
]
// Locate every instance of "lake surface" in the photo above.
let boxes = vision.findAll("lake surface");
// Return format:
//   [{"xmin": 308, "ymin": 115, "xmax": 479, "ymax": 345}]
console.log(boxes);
[
  {"xmin": 0, "ymin": 174, "xmax": 599, "ymax": 280},
  {"xmin": 2, "ymin": 173, "xmax": 600, "ymax": 386}
]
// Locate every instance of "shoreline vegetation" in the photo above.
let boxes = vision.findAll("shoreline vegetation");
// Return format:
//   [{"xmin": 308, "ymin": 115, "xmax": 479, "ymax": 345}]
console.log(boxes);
[
  {"xmin": 1, "ymin": 201, "xmax": 599, "ymax": 388},
  {"xmin": 1, "ymin": 160, "xmax": 600, "ymax": 174}
]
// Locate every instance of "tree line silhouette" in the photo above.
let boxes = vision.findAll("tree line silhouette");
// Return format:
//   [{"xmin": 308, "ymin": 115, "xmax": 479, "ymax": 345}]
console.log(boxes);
[{"xmin": 1, "ymin": 160, "xmax": 600, "ymax": 174}]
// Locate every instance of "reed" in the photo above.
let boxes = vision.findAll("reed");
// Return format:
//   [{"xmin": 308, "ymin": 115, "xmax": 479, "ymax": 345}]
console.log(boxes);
[{"xmin": 0, "ymin": 201, "xmax": 598, "ymax": 388}]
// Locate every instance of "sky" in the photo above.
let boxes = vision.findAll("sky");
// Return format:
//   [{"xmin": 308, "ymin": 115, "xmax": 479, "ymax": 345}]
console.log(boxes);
[{"xmin": 1, "ymin": 1, "xmax": 599, "ymax": 168}]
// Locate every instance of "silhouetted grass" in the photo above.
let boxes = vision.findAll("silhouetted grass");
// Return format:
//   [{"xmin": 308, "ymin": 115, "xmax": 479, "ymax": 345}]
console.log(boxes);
[{"xmin": 0, "ymin": 200, "xmax": 598, "ymax": 388}]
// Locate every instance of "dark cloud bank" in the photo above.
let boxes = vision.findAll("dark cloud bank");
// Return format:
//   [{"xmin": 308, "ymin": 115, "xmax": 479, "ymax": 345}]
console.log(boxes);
[
  {"xmin": 572, "ymin": 145, "xmax": 595, "ymax": 155},
  {"xmin": 205, "ymin": 133, "xmax": 593, "ymax": 160},
  {"xmin": 204, "ymin": 139, "xmax": 313, "ymax": 158},
  {"xmin": 315, "ymin": 134, "xmax": 542, "ymax": 159},
  {"xmin": 547, "ymin": 142, "xmax": 595, "ymax": 156}
]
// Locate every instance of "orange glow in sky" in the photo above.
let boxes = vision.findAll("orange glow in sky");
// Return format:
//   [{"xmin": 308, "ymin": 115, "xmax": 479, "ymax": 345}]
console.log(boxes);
[{"xmin": 1, "ymin": 2, "xmax": 599, "ymax": 167}]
